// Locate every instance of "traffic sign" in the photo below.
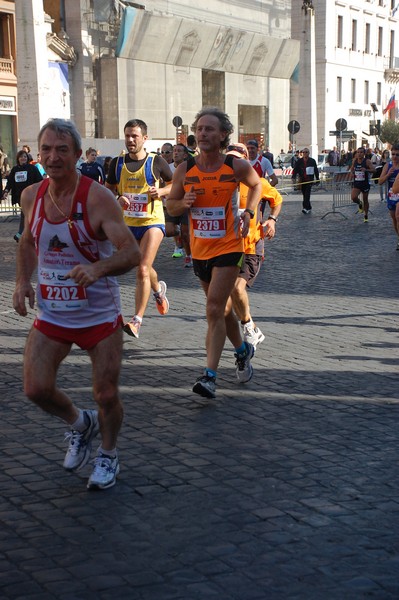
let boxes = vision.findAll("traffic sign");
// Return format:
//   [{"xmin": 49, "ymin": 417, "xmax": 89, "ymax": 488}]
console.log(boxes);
[
  {"xmin": 287, "ymin": 120, "xmax": 300, "ymax": 134},
  {"xmin": 339, "ymin": 131, "xmax": 355, "ymax": 139},
  {"xmin": 172, "ymin": 115, "xmax": 183, "ymax": 128},
  {"xmin": 330, "ymin": 130, "xmax": 354, "ymax": 137},
  {"xmin": 335, "ymin": 118, "xmax": 347, "ymax": 132}
]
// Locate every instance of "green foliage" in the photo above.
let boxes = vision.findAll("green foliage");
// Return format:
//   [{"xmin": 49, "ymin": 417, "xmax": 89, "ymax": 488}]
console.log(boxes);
[{"xmin": 379, "ymin": 120, "xmax": 399, "ymax": 145}]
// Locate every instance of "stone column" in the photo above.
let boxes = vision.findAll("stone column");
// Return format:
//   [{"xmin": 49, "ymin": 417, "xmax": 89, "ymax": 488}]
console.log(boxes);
[{"xmin": 15, "ymin": 0, "xmax": 51, "ymax": 152}]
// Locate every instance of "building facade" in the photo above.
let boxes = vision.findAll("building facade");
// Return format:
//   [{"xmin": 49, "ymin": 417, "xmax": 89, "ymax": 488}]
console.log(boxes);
[
  {"xmin": 0, "ymin": 0, "xmax": 17, "ymax": 163},
  {"xmin": 291, "ymin": 0, "xmax": 399, "ymax": 154},
  {"xmin": 16, "ymin": 0, "xmax": 299, "ymax": 155}
]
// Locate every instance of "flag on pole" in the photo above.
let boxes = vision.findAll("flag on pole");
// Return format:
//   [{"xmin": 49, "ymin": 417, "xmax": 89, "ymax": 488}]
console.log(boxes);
[{"xmin": 383, "ymin": 93, "xmax": 396, "ymax": 115}]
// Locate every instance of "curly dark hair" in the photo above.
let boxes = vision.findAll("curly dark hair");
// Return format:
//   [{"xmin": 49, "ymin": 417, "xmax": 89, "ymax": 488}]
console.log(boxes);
[{"xmin": 191, "ymin": 107, "xmax": 234, "ymax": 150}]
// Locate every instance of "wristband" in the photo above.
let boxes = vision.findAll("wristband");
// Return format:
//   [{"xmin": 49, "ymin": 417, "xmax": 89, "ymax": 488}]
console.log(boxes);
[
  {"xmin": 244, "ymin": 208, "xmax": 255, "ymax": 219},
  {"xmin": 267, "ymin": 215, "xmax": 278, "ymax": 223}
]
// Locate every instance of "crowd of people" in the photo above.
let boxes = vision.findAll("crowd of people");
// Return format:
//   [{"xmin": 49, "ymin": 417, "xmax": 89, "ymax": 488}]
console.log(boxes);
[
  {"xmin": 9, "ymin": 112, "xmax": 286, "ymax": 490},
  {"xmin": 7, "ymin": 111, "xmax": 399, "ymax": 491}
]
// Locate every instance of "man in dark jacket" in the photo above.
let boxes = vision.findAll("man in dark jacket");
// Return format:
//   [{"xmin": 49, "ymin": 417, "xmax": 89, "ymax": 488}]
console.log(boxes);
[{"xmin": 291, "ymin": 148, "xmax": 319, "ymax": 214}]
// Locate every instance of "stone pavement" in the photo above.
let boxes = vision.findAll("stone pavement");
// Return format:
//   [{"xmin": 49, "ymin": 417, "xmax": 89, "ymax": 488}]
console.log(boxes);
[{"xmin": 0, "ymin": 187, "xmax": 398, "ymax": 600}]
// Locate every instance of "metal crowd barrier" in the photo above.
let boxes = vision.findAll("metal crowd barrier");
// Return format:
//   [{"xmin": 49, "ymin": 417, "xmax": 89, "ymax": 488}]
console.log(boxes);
[
  {"xmin": 0, "ymin": 186, "xmax": 20, "ymax": 221},
  {"xmin": 275, "ymin": 166, "xmax": 346, "ymax": 196},
  {"xmin": 275, "ymin": 167, "xmax": 299, "ymax": 195},
  {"xmin": 321, "ymin": 171, "xmax": 354, "ymax": 219}
]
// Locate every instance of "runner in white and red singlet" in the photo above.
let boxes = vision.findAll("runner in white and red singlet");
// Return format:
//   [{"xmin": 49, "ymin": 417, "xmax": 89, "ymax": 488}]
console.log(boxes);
[{"xmin": 13, "ymin": 118, "xmax": 140, "ymax": 491}]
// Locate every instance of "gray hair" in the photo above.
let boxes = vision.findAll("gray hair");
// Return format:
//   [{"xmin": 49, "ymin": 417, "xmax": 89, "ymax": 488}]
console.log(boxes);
[
  {"xmin": 191, "ymin": 107, "xmax": 234, "ymax": 150},
  {"xmin": 38, "ymin": 118, "xmax": 82, "ymax": 153}
]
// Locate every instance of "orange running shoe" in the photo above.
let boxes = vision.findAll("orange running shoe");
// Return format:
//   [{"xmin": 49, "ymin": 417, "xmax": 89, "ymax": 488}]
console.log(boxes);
[
  {"xmin": 123, "ymin": 316, "xmax": 142, "ymax": 338},
  {"xmin": 153, "ymin": 281, "xmax": 169, "ymax": 315}
]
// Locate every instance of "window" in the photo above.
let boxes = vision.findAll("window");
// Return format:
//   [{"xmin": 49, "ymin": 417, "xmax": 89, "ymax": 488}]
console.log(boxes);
[
  {"xmin": 202, "ymin": 70, "xmax": 225, "ymax": 110},
  {"xmin": 352, "ymin": 20, "xmax": 357, "ymax": 52},
  {"xmin": 0, "ymin": 14, "xmax": 15, "ymax": 73},
  {"xmin": 351, "ymin": 79, "xmax": 356, "ymax": 103},
  {"xmin": 365, "ymin": 24, "xmax": 370, "ymax": 54},
  {"xmin": 337, "ymin": 77, "xmax": 342, "ymax": 102},
  {"xmin": 378, "ymin": 27, "xmax": 383, "ymax": 57},
  {"xmin": 0, "ymin": 14, "xmax": 12, "ymax": 58},
  {"xmin": 377, "ymin": 82, "xmax": 382, "ymax": 105},
  {"xmin": 337, "ymin": 15, "xmax": 343, "ymax": 49},
  {"xmin": 390, "ymin": 30, "xmax": 395, "ymax": 69},
  {"xmin": 364, "ymin": 81, "xmax": 369, "ymax": 104}
]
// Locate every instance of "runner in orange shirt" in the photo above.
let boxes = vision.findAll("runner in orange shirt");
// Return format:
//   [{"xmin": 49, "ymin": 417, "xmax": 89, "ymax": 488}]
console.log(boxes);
[
  {"xmin": 226, "ymin": 143, "xmax": 282, "ymax": 349},
  {"xmin": 167, "ymin": 107, "xmax": 262, "ymax": 399}
]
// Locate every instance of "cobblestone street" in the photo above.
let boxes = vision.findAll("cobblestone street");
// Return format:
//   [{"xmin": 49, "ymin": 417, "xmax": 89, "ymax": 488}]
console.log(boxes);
[{"xmin": 0, "ymin": 189, "xmax": 398, "ymax": 599}]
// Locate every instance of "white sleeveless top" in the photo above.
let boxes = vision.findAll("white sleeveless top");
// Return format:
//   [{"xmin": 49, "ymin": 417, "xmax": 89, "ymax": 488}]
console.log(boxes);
[{"xmin": 30, "ymin": 176, "xmax": 121, "ymax": 328}]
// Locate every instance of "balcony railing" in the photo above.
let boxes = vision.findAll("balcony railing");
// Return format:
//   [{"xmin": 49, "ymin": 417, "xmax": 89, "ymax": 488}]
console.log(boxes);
[
  {"xmin": 384, "ymin": 57, "xmax": 399, "ymax": 83},
  {"xmin": 0, "ymin": 58, "xmax": 14, "ymax": 75}
]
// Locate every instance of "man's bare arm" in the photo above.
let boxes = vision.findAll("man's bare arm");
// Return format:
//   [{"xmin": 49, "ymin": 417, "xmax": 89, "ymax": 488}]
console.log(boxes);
[
  {"xmin": 67, "ymin": 185, "xmax": 141, "ymax": 287},
  {"xmin": 392, "ymin": 173, "xmax": 399, "ymax": 195},
  {"xmin": 166, "ymin": 163, "xmax": 192, "ymax": 216},
  {"xmin": 234, "ymin": 159, "xmax": 262, "ymax": 213},
  {"xmin": 13, "ymin": 185, "xmax": 41, "ymax": 315}
]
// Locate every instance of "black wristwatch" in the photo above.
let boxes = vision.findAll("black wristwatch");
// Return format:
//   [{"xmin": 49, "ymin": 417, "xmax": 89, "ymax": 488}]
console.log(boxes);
[
  {"xmin": 244, "ymin": 208, "xmax": 255, "ymax": 219},
  {"xmin": 267, "ymin": 215, "xmax": 278, "ymax": 223}
]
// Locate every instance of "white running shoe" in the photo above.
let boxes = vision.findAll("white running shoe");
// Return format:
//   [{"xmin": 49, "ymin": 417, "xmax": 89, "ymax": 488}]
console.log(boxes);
[
  {"xmin": 87, "ymin": 453, "xmax": 120, "ymax": 490},
  {"xmin": 235, "ymin": 342, "xmax": 255, "ymax": 383},
  {"xmin": 63, "ymin": 410, "xmax": 99, "ymax": 472},
  {"xmin": 242, "ymin": 322, "xmax": 265, "ymax": 349}
]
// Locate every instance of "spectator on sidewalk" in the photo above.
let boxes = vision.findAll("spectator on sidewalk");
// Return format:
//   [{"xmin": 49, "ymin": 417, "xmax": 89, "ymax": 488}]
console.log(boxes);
[
  {"xmin": 1, "ymin": 149, "xmax": 43, "ymax": 242},
  {"xmin": 22, "ymin": 144, "xmax": 33, "ymax": 162},
  {"xmin": 78, "ymin": 147, "xmax": 105, "ymax": 184},
  {"xmin": 291, "ymin": 148, "xmax": 319, "ymax": 214},
  {"xmin": 327, "ymin": 147, "xmax": 339, "ymax": 166},
  {"xmin": 262, "ymin": 146, "xmax": 274, "ymax": 166}
]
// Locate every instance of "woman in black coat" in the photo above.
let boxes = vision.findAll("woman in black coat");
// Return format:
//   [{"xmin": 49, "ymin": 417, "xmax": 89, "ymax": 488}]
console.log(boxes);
[
  {"xmin": 291, "ymin": 148, "xmax": 319, "ymax": 214},
  {"xmin": 2, "ymin": 149, "xmax": 43, "ymax": 241}
]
